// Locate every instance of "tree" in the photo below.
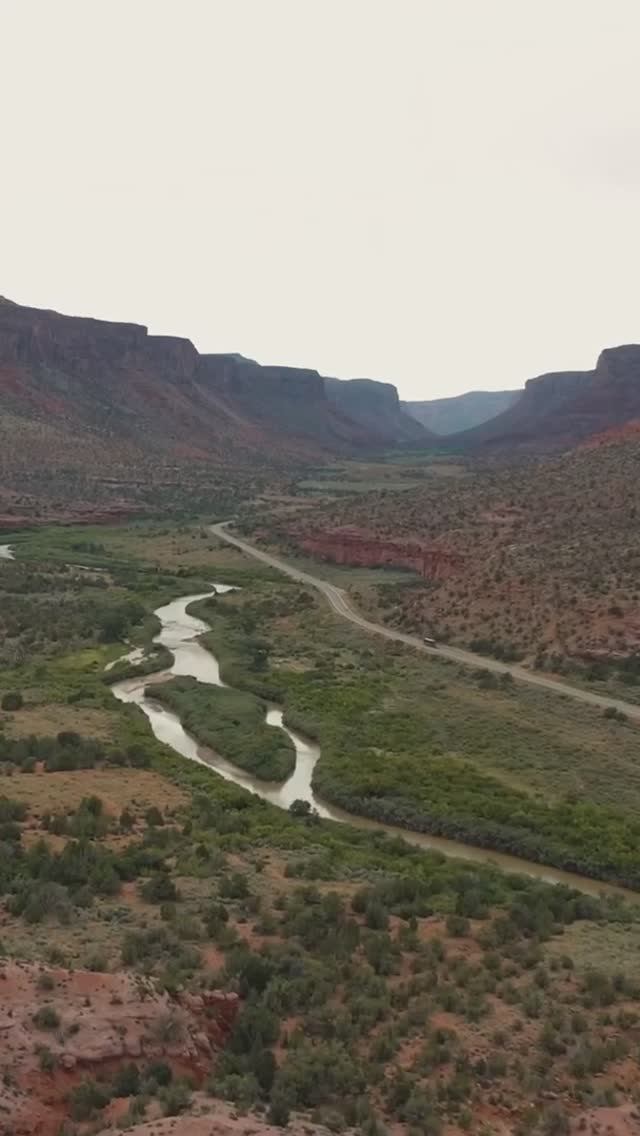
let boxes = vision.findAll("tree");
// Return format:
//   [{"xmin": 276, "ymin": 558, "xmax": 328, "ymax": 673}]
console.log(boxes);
[
  {"xmin": 268, "ymin": 1088, "xmax": 291, "ymax": 1127},
  {"xmin": 253, "ymin": 1047, "xmax": 277, "ymax": 1095},
  {"xmin": 289, "ymin": 799, "xmax": 311, "ymax": 819}
]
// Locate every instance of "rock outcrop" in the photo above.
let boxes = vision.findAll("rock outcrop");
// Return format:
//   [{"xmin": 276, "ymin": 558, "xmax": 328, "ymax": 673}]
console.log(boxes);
[
  {"xmin": 452, "ymin": 346, "xmax": 640, "ymax": 452},
  {"xmin": 0, "ymin": 960, "xmax": 238, "ymax": 1136},
  {"xmin": 325, "ymin": 376, "xmax": 429, "ymax": 443},
  {"xmin": 298, "ymin": 526, "xmax": 464, "ymax": 580},
  {"xmin": 0, "ymin": 298, "xmax": 429, "ymax": 475}
]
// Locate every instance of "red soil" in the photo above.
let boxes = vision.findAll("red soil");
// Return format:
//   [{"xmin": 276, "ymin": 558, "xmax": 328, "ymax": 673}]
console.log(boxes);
[{"xmin": 0, "ymin": 960, "xmax": 237, "ymax": 1136}]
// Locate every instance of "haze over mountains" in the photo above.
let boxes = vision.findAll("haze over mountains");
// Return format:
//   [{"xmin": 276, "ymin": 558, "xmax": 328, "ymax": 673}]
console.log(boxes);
[{"xmin": 404, "ymin": 390, "xmax": 520, "ymax": 435}]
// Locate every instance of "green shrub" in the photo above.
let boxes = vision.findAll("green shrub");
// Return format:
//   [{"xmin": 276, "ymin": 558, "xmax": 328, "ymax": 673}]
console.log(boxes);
[
  {"xmin": 112, "ymin": 1063, "xmax": 141, "ymax": 1098},
  {"xmin": 68, "ymin": 1078, "xmax": 110, "ymax": 1121},
  {"xmin": 33, "ymin": 1006, "xmax": 60, "ymax": 1030},
  {"xmin": 1, "ymin": 691, "xmax": 23, "ymax": 711}
]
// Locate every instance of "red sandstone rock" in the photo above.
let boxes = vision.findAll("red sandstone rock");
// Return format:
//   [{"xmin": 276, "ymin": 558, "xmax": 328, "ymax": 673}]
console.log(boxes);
[
  {"xmin": 454, "ymin": 344, "xmax": 640, "ymax": 452},
  {"xmin": 0, "ymin": 297, "xmax": 423, "ymax": 482},
  {"xmin": 0, "ymin": 961, "xmax": 238, "ymax": 1136},
  {"xmin": 298, "ymin": 527, "xmax": 464, "ymax": 580}
]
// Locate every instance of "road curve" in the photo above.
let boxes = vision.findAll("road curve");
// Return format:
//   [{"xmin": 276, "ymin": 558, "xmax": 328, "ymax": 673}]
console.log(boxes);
[{"xmin": 210, "ymin": 523, "xmax": 640, "ymax": 722}]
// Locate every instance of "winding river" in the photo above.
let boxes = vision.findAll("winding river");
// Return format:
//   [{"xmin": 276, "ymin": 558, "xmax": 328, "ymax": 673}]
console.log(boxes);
[{"xmin": 111, "ymin": 588, "xmax": 631, "ymax": 898}]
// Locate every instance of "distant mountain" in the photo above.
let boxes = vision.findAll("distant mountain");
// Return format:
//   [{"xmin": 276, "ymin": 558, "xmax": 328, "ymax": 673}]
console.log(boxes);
[
  {"xmin": 453, "ymin": 346, "xmax": 640, "ymax": 452},
  {"xmin": 325, "ymin": 377, "xmax": 429, "ymax": 444},
  {"xmin": 403, "ymin": 390, "xmax": 520, "ymax": 435},
  {"xmin": 0, "ymin": 298, "xmax": 429, "ymax": 479}
]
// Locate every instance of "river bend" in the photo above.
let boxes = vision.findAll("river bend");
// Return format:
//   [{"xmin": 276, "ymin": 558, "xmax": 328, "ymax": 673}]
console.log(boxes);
[{"xmin": 111, "ymin": 589, "xmax": 630, "ymax": 898}]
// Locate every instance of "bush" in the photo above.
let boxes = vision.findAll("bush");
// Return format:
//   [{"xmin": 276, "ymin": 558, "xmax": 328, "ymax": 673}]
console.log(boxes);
[
  {"xmin": 219, "ymin": 872, "xmax": 250, "ymax": 900},
  {"xmin": 268, "ymin": 1091, "xmax": 291, "ymax": 1127},
  {"xmin": 36, "ymin": 1045, "xmax": 56, "ymax": 1072},
  {"xmin": 69, "ymin": 1078, "xmax": 110, "ymax": 1121},
  {"xmin": 1, "ymin": 691, "xmax": 23, "ymax": 711},
  {"xmin": 145, "ymin": 1060, "xmax": 173, "ymax": 1087},
  {"xmin": 161, "ymin": 1079, "xmax": 191, "ymax": 1116},
  {"xmin": 10, "ymin": 881, "xmax": 73, "ymax": 925},
  {"xmin": 120, "ymin": 807, "xmax": 135, "ymax": 831},
  {"xmin": 603, "ymin": 706, "xmax": 627, "ymax": 722},
  {"xmin": 33, "ymin": 1005, "xmax": 60, "ymax": 1030},
  {"xmin": 112, "ymin": 1063, "xmax": 141, "ymax": 1097},
  {"xmin": 140, "ymin": 873, "xmax": 178, "ymax": 904},
  {"xmin": 446, "ymin": 914, "xmax": 470, "ymax": 937}
]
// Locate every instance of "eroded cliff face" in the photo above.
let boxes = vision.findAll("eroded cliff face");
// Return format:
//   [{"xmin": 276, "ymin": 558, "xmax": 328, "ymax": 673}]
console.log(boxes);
[
  {"xmin": 297, "ymin": 526, "xmax": 464, "ymax": 580},
  {"xmin": 198, "ymin": 356, "xmax": 365, "ymax": 445},
  {"xmin": 452, "ymin": 346, "xmax": 640, "ymax": 452},
  {"xmin": 0, "ymin": 298, "xmax": 427, "ymax": 472},
  {"xmin": 324, "ymin": 376, "xmax": 428, "ymax": 443},
  {"xmin": 0, "ymin": 960, "xmax": 238, "ymax": 1136}
]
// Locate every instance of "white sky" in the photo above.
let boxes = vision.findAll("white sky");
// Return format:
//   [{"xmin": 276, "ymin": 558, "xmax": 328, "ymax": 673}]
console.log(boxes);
[{"xmin": 3, "ymin": 0, "xmax": 640, "ymax": 399}]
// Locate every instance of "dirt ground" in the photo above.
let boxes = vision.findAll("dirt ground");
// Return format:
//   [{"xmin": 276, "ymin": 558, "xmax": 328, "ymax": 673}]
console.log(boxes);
[
  {"xmin": 2, "ymin": 704, "xmax": 116, "ymax": 739},
  {"xmin": 7, "ymin": 766, "xmax": 187, "ymax": 820}
]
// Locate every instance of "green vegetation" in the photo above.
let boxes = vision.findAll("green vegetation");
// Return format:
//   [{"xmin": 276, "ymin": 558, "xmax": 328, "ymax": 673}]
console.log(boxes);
[
  {"xmin": 2, "ymin": 719, "xmax": 640, "ymax": 1133},
  {"xmin": 32, "ymin": 1005, "xmax": 60, "ymax": 1030},
  {"xmin": 5, "ymin": 519, "xmax": 640, "ymax": 1132},
  {"xmin": 0, "ymin": 730, "xmax": 149, "ymax": 773},
  {"xmin": 191, "ymin": 581, "xmax": 640, "ymax": 889},
  {"xmin": 152, "ymin": 676, "xmax": 295, "ymax": 781}
]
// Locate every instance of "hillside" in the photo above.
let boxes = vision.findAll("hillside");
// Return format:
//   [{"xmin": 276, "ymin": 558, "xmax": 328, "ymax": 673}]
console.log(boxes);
[
  {"xmin": 455, "ymin": 345, "xmax": 640, "ymax": 451},
  {"xmin": 404, "ymin": 389, "xmax": 519, "ymax": 435},
  {"xmin": 0, "ymin": 298, "xmax": 428, "ymax": 487},
  {"xmin": 255, "ymin": 434, "xmax": 640, "ymax": 671}
]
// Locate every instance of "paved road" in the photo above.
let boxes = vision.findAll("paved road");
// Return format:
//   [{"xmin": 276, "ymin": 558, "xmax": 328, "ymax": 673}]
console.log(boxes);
[{"xmin": 210, "ymin": 522, "xmax": 640, "ymax": 722}]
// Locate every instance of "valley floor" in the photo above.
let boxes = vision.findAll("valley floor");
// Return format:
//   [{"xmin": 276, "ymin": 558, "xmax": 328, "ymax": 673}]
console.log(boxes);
[{"xmin": 2, "ymin": 520, "xmax": 640, "ymax": 1135}]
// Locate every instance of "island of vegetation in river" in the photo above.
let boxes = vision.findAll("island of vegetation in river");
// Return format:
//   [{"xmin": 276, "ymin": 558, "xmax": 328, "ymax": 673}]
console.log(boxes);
[{"xmin": 151, "ymin": 675, "xmax": 296, "ymax": 781}]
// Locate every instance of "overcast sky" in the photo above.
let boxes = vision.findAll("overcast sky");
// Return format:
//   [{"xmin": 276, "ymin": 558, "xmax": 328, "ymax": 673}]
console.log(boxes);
[{"xmin": 3, "ymin": 1, "xmax": 640, "ymax": 399}]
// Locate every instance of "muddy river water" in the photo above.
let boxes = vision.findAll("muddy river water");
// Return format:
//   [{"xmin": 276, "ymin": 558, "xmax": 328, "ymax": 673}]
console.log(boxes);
[{"xmin": 111, "ymin": 588, "xmax": 631, "ymax": 898}]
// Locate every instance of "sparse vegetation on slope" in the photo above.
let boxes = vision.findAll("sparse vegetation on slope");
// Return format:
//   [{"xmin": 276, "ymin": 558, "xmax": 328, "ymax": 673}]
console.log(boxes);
[{"xmin": 246, "ymin": 438, "xmax": 640, "ymax": 673}]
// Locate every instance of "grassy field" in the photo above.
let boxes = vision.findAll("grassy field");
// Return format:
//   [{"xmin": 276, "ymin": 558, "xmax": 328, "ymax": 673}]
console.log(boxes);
[{"xmin": 547, "ymin": 921, "xmax": 640, "ymax": 981}]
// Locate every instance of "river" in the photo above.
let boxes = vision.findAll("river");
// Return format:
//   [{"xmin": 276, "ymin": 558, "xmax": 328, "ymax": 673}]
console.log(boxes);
[{"xmin": 111, "ymin": 588, "xmax": 631, "ymax": 898}]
